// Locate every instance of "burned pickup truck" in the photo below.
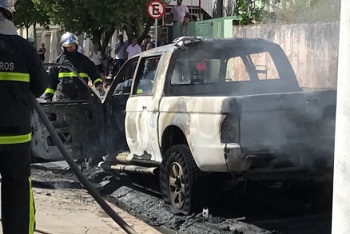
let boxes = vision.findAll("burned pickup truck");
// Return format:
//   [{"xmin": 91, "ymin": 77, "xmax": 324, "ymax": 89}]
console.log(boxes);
[{"xmin": 32, "ymin": 37, "xmax": 336, "ymax": 214}]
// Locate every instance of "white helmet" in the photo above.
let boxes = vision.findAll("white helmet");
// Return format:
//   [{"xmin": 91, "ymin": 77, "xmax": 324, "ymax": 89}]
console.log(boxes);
[
  {"xmin": 60, "ymin": 32, "xmax": 79, "ymax": 47},
  {"xmin": 0, "ymin": 0, "xmax": 16, "ymax": 20}
]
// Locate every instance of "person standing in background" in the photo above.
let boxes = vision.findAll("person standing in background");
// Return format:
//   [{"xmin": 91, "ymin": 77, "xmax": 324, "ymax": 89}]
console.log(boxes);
[
  {"xmin": 37, "ymin": 43, "xmax": 46, "ymax": 63},
  {"xmin": 171, "ymin": 0, "xmax": 190, "ymax": 36},
  {"xmin": 89, "ymin": 43, "xmax": 107, "ymax": 87},
  {"xmin": 141, "ymin": 35, "xmax": 151, "ymax": 51},
  {"xmin": 125, "ymin": 37, "xmax": 142, "ymax": 80},
  {"xmin": 107, "ymin": 34, "xmax": 128, "ymax": 80},
  {"xmin": 114, "ymin": 34, "xmax": 127, "ymax": 70},
  {"xmin": 170, "ymin": 0, "xmax": 189, "ymax": 24},
  {"xmin": 125, "ymin": 37, "xmax": 142, "ymax": 60},
  {"xmin": 157, "ymin": 34, "xmax": 167, "ymax": 47}
]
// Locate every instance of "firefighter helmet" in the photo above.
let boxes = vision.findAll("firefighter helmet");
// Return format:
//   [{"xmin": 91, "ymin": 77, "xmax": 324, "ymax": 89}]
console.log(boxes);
[
  {"xmin": 0, "ymin": 0, "xmax": 16, "ymax": 20},
  {"xmin": 60, "ymin": 32, "xmax": 79, "ymax": 47}
]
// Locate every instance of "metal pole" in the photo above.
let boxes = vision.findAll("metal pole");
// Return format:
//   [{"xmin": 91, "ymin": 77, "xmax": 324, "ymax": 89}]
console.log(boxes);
[
  {"xmin": 217, "ymin": 0, "xmax": 223, "ymax": 18},
  {"xmin": 155, "ymin": 19, "xmax": 158, "ymax": 48},
  {"xmin": 191, "ymin": 0, "xmax": 193, "ymax": 18},
  {"xmin": 332, "ymin": 1, "xmax": 350, "ymax": 233},
  {"xmin": 199, "ymin": 0, "xmax": 201, "ymax": 20}
]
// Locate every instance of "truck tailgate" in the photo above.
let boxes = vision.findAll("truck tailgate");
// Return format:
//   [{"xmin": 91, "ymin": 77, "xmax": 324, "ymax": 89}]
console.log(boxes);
[{"xmin": 234, "ymin": 90, "xmax": 336, "ymax": 155}]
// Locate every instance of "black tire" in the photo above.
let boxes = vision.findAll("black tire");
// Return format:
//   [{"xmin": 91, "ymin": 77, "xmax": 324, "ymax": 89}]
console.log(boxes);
[{"xmin": 159, "ymin": 144, "xmax": 203, "ymax": 215}]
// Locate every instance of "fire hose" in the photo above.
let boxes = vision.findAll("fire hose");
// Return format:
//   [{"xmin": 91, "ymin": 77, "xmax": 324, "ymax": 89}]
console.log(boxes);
[{"xmin": 30, "ymin": 94, "xmax": 137, "ymax": 234}]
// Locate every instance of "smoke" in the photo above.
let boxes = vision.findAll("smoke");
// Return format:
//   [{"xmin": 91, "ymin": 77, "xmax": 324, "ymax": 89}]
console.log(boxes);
[{"xmin": 238, "ymin": 94, "xmax": 335, "ymax": 171}]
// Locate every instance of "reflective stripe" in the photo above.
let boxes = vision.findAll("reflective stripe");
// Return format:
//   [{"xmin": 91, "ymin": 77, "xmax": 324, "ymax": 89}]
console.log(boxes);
[
  {"xmin": 58, "ymin": 72, "xmax": 75, "ymax": 78},
  {"xmin": 93, "ymin": 78, "xmax": 103, "ymax": 85},
  {"xmin": 79, "ymin": 73, "xmax": 88, "ymax": 78},
  {"xmin": 28, "ymin": 177, "xmax": 35, "ymax": 234},
  {"xmin": 0, "ymin": 72, "xmax": 30, "ymax": 82},
  {"xmin": 0, "ymin": 133, "xmax": 32, "ymax": 144},
  {"xmin": 58, "ymin": 72, "xmax": 88, "ymax": 78},
  {"xmin": 45, "ymin": 88, "xmax": 55, "ymax": 94}
]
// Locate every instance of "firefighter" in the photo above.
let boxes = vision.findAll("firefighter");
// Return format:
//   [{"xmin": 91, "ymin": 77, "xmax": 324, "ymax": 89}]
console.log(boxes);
[
  {"xmin": 44, "ymin": 32, "xmax": 105, "ymax": 102},
  {"xmin": 0, "ymin": 0, "xmax": 49, "ymax": 233}
]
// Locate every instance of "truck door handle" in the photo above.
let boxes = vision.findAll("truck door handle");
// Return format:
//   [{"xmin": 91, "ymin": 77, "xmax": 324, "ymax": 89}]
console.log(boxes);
[{"xmin": 142, "ymin": 106, "xmax": 147, "ymax": 110}]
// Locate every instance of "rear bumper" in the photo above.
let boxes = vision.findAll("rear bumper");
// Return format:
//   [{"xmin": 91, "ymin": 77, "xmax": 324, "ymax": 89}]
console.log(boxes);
[
  {"xmin": 193, "ymin": 142, "xmax": 251, "ymax": 173},
  {"xmin": 194, "ymin": 140, "xmax": 334, "ymax": 177},
  {"xmin": 224, "ymin": 143, "xmax": 252, "ymax": 172}
]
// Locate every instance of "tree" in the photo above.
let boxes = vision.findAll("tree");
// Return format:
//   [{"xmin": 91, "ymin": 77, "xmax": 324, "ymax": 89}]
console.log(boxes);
[
  {"xmin": 220, "ymin": 0, "xmax": 341, "ymax": 25},
  {"xmin": 231, "ymin": 0, "xmax": 271, "ymax": 25},
  {"xmin": 13, "ymin": 0, "xmax": 50, "ymax": 44},
  {"xmin": 32, "ymin": 0, "xmax": 155, "ymax": 54}
]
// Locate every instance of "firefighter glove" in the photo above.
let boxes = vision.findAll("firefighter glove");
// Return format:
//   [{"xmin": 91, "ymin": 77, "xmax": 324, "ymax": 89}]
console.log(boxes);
[{"xmin": 96, "ymin": 85, "xmax": 105, "ymax": 96}]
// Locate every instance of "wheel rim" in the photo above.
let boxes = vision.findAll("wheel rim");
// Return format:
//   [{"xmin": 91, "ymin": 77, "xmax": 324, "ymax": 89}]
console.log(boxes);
[{"xmin": 168, "ymin": 162, "xmax": 185, "ymax": 209}]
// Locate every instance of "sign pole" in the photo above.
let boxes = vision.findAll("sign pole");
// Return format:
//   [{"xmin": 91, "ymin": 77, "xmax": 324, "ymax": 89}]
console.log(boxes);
[
  {"xmin": 155, "ymin": 19, "xmax": 158, "ymax": 48},
  {"xmin": 147, "ymin": 0, "xmax": 165, "ymax": 49}
]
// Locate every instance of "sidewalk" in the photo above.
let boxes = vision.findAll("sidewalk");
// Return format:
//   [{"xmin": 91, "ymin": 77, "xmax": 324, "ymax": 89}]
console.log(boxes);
[{"xmin": 0, "ymin": 185, "xmax": 161, "ymax": 234}]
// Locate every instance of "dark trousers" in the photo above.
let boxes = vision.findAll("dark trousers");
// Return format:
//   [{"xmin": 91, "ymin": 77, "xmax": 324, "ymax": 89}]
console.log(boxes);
[
  {"xmin": 116, "ymin": 59, "xmax": 125, "ymax": 70},
  {"xmin": 111, "ymin": 59, "xmax": 125, "ymax": 77},
  {"xmin": 0, "ymin": 143, "xmax": 35, "ymax": 234}
]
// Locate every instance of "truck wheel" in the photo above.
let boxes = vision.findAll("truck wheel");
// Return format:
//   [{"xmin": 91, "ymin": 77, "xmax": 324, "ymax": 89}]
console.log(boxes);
[{"xmin": 160, "ymin": 144, "xmax": 202, "ymax": 215}]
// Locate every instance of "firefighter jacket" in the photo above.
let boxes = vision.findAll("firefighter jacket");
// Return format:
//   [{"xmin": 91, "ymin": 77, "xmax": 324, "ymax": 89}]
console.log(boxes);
[
  {"xmin": 44, "ymin": 50, "xmax": 103, "ymax": 101},
  {"xmin": 0, "ymin": 30, "xmax": 49, "ymax": 146}
]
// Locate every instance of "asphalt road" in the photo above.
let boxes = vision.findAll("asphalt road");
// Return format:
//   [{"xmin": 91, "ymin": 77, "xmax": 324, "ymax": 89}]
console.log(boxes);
[{"xmin": 28, "ymin": 161, "xmax": 332, "ymax": 234}]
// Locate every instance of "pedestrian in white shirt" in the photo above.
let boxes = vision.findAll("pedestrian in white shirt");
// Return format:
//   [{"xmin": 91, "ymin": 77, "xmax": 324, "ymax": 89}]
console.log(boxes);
[
  {"xmin": 125, "ymin": 37, "xmax": 141, "ymax": 60},
  {"xmin": 125, "ymin": 37, "xmax": 142, "ymax": 80},
  {"xmin": 170, "ymin": 0, "xmax": 189, "ymax": 24},
  {"xmin": 88, "ymin": 43, "xmax": 107, "ymax": 87}
]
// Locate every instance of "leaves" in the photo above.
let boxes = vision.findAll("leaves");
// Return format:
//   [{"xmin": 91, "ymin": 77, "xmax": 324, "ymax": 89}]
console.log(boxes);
[
  {"xmin": 231, "ymin": 0, "xmax": 269, "ymax": 25},
  {"xmin": 14, "ymin": 0, "xmax": 50, "ymax": 29},
  {"xmin": 15, "ymin": 0, "xmax": 153, "ymax": 54},
  {"xmin": 229, "ymin": 0, "xmax": 341, "ymax": 25}
]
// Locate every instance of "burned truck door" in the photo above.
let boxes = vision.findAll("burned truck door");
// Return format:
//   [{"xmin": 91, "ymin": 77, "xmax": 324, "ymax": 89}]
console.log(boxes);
[
  {"xmin": 103, "ymin": 57, "xmax": 140, "ymax": 156},
  {"xmin": 125, "ymin": 55, "xmax": 163, "ymax": 161},
  {"xmin": 31, "ymin": 64, "xmax": 106, "ymax": 162}
]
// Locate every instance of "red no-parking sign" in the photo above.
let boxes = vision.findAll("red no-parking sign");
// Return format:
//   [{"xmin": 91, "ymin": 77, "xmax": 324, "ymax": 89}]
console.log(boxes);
[{"xmin": 147, "ymin": 0, "xmax": 166, "ymax": 19}]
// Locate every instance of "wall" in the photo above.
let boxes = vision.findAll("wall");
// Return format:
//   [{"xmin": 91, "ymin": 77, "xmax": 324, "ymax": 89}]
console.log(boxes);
[{"xmin": 233, "ymin": 22, "xmax": 339, "ymax": 89}]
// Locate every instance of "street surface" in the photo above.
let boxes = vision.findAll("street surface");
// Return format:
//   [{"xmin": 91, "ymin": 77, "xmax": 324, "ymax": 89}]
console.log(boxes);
[
  {"xmin": 2, "ymin": 161, "xmax": 331, "ymax": 234},
  {"xmin": 0, "ymin": 161, "xmax": 161, "ymax": 234}
]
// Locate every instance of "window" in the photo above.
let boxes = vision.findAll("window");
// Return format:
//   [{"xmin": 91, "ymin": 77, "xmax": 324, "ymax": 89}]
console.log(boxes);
[
  {"xmin": 112, "ymin": 58, "xmax": 138, "ymax": 96},
  {"xmin": 171, "ymin": 58, "xmax": 220, "ymax": 85},
  {"xmin": 134, "ymin": 56, "xmax": 160, "ymax": 95},
  {"xmin": 249, "ymin": 52, "xmax": 279, "ymax": 80},
  {"xmin": 226, "ymin": 57, "xmax": 249, "ymax": 82},
  {"xmin": 226, "ymin": 52, "xmax": 280, "ymax": 82},
  {"xmin": 171, "ymin": 59, "xmax": 191, "ymax": 85}
]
